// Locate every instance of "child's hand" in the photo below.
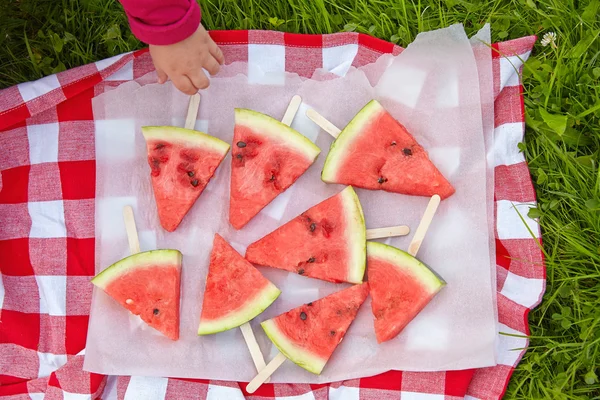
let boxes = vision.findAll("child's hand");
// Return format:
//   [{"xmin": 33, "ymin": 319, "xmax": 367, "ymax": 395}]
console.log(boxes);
[{"xmin": 149, "ymin": 25, "xmax": 224, "ymax": 95}]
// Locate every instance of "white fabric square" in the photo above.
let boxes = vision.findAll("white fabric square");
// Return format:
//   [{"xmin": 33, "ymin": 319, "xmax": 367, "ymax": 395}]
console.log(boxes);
[
  {"xmin": 0, "ymin": 272, "xmax": 4, "ymax": 311},
  {"xmin": 328, "ymin": 385, "xmax": 360, "ymax": 400},
  {"xmin": 292, "ymin": 103, "xmax": 322, "ymax": 143},
  {"xmin": 102, "ymin": 376, "xmax": 119, "ymax": 400},
  {"xmin": 248, "ymin": 44, "xmax": 285, "ymax": 85},
  {"xmin": 124, "ymin": 376, "xmax": 169, "ymax": 400},
  {"xmin": 400, "ymin": 392, "xmax": 445, "ymax": 400},
  {"xmin": 63, "ymin": 392, "xmax": 94, "ymax": 400},
  {"xmin": 18, "ymin": 74, "xmax": 61, "ymax": 102},
  {"xmin": 27, "ymin": 123, "xmax": 59, "ymax": 165},
  {"xmin": 497, "ymin": 323, "xmax": 528, "ymax": 366},
  {"xmin": 261, "ymin": 186, "xmax": 293, "ymax": 221},
  {"xmin": 38, "ymin": 352, "xmax": 68, "ymax": 378},
  {"xmin": 491, "ymin": 123, "xmax": 525, "ymax": 167},
  {"xmin": 465, "ymin": 396, "xmax": 482, "ymax": 400},
  {"xmin": 500, "ymin": 272, "xmax": 544, "ymax": 309},
  {"xmin": 95, "ymin": 119, "xmax": 136, "ymax": 161},
  {"xmin": 29, "ymin": 394, "xmax": 45, "ymax": 400},
  {"xmin": 36, "ymin": 275, "xmax": 67, "ymax": 316},
  {"xmin": 279, "ymin": 393, "xmax": 317, "ymax": 400},
  {"xmin": 496, "ymin": 200, "xmax": 540, "ymax": 240},
  {"xmin": 499, "ymin": 53, "xmax": 530, "ymax": 90},
  {"xmin": 29, "ymin": 200, "xmax": 66, "ymax": 238},
  {"xmin": 206, "ymin": 384, "xmax": 245, "ymax": 400},
  {"xmin": 322, "ymin": 44, "xmax": 359, "ymax": 77},
  {"xmin": 105, "ymin": 60, "xmax": 134, "ymax": 82},
  {"xmin": 95, "ymin": 54, "xmax": 127, "ymax": 73}
]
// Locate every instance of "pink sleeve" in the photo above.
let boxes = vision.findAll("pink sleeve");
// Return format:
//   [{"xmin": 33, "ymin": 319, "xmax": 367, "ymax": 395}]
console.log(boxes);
[{"xmin": 119, "ymin": 0, "xmax": 201, "ymax": 46}]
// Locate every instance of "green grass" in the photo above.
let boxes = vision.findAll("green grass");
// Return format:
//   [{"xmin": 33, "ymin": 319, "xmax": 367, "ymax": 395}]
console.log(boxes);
[{"xmin": 1, "ymin": 0, "xmax": 599, "ymax": 398}]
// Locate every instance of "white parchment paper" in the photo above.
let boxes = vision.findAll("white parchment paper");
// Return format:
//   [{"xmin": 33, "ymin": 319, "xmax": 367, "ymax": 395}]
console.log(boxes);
[{"xmin": 84, "ymin": 24, "xmax": 497, "ymax": 383}]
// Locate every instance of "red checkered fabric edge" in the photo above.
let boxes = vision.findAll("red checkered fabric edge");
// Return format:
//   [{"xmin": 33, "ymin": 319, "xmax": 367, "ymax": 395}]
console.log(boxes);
[{"xmin": 0, "ymin": 30, "xmax": 542, "ymax": 400}]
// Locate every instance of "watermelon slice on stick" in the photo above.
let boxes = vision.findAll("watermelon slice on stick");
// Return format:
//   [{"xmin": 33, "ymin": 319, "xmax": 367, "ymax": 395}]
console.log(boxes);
[
  {"xmin": 246, "ymin": 185, "xmax": 411, "ymax": 284},
  {"xmin": 91, "ymin": 206, "xmax": 182, "ymax": 340},
  {"xmin": 246, "ymin": 283, "xmax": 370, "ymax": 393},
  {"xmin": 229, "ymin": 97, "xmax": 321, "ymax": 229},
  {"xmin": 369, "ymin": 195, "xmax": 446, "ymax": 343},
  {"xmin": 306, "ymin": 101, "xmax": 455, "ymax": 199},
  {"xmin": 142, "ymin": 94, "xmax": 230, "ymax": 232}
]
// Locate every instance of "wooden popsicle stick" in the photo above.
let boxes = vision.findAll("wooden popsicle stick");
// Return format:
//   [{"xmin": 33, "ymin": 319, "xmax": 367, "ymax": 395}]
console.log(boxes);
[
  {"xmin": 408, "ymin": 195, "xmax": 441, "ymax": 257},
  {"xmin": 366, "ymin": 225, "xmax": 410, "ymax": 240},
  {"xmin": 305, "ymin": 108, "xmax": 341, "ymax": 138},
  {"xmin": 246, "ymin": 352, "xmax": 287, "ymax": 393},
  {"xmin": 123, "ymin": 206, "xmax": 140, "ymax": 254},
  {"xmin": 238, "ymin": 95, "xmax": 304, "ymax": 379},
  {"xmin": 184, "ymin": 93, "xmax": 201, "ymax": 130},
  {"xmin": 281, "ymin": 95, "xmax": 302, "ymax": 126}
]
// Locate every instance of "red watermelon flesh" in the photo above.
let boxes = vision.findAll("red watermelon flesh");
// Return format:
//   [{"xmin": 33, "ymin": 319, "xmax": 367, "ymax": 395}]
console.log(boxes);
[
  {"xmin": 246, "ymin": 186, "xmax": 366, "ymax": 284},
  {"xmin": 261, "ymin": 282, "xmax": 369, "ymax": 375},
  {"xmin": 142, "ymin": 126, "xmax": 230, "ymax": 232},
  {"xmin": 229, "ymin": 109, "xmax": 321, "ymax": 229},
  {"xmin": 91, "ymin": 250, "xmax": 182, "ymax": 340},
  {"xmin": 197, "ymin": 234, "xmax": 281, "ymax": 335},
  {"xmin": 367, "ymin": 242, "xmax": 445, "ymax": 343},
  {"xmin": 322, "ymin": 100, "xmax": 455, "ymax": 199}
]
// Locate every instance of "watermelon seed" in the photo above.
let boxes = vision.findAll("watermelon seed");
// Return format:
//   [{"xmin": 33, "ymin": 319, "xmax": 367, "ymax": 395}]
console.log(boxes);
[
  {"xmin": 270, "ymin": 174, "xmax": 276, "ymax": 181},
  {"xmin": 298, "ymin": 268, "xmax": 305, "ymax": 275},
  {"xmin": 191, "ymin": 179, "xmax": 199, "ymax": 187},
  {"xmin": 310, "ymin": 223, "xmax": 316, "ymax": 232},
  {"xmin": 236, "ymin": 154, "xmax": 243, "ymax": 159},
  {"xmin": 308, "ymin": 257, "xmax": 316, "ymax": 263},
  {"xmin": 153, "ymin": 308, "xmax": 159, "ymax": 315},
  {"xmin": 330, "ymin": 330, "xmax": 336, "ymax": 336},
  {"xmin": 307, "ymin": 302, "xmax": 313, "ymax": 306},
  {"xmin": 125, "ymin": 299, "xmax": 133, "ymax": 305},
  {"xmin": 237, "ymin": 141, "xmax": 247, "ymax": 148},
  {"xmin": 300, "ymin": 312, "xmax": 307, "ymax": 320},
  {"xmin": 378, "ymin": 177, "xmax": 388, "ymax": 184},
  {"xmin": 391, "ymin": 141, "xmax": 397, "ymax": 146},
  {"xmin": 403, "ymin": 148, "xmax": 412, "ymax": 156},
  {"xmin": 155, "ymin": 143, "xmax": 165, "ymax": 150},
  {"xmin": 187, "ymin": 171, "xmax": 194, "ymax": 177}
]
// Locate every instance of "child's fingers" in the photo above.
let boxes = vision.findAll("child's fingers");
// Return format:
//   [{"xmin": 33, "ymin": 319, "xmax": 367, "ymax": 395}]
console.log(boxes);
[
  {"xmin": 189, "ymin": 69, "xmax": 210, "ymax": 91},
  {"xmin": 172, "ymin": 75, "xmax": 198, "ymax": 95},
  {"xmin": 204, "ymin": 57, "xmax": 221, "ymax": 76},
  {"xmin": 209, "ymin": 40, "xmax": 225, "ymax": 65},
  {"xmin": 156, "ymin": 68, "xmax": 168, "ymax": 84}
]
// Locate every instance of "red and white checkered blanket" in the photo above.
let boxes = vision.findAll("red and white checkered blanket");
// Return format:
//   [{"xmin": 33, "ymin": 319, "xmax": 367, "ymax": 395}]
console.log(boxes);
[{"xmin": 0, "ymin": 30, "xmax": 544, "ymax": 400}]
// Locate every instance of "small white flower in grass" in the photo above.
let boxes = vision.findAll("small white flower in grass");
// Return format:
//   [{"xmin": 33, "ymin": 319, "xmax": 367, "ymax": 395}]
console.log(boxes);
[{"xmin": 541, "ymin": 32, "xmax": 557, "ymax": 48}]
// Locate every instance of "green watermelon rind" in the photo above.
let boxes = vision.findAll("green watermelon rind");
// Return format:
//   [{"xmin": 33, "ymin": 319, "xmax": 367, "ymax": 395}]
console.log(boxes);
[
  {"xmin": 366, "ymin": 241, "xmax": 446, "ymax": 293},
  {"xmin": 91, "ymin": 249, "xmax": 183, "ymax": 290},
  {"xmin": 261, "ymin": 319, "xmax": 327, "ymax": 375},
  {"xmin": 234, "ymin": 108, "xmax": 321, "ymax": 161},
  {"xmin": 340, "ymin": 186, "xmax": 367, "ymax": 284},
  {"xmin": 321, "ymin": 100, "xmax": 383, "ymax": 183},
  {"xmin": 142, "ymin": 126, "xmax": 230, "ymax": 155},
  {"xmin": 197, "ymin": 282, "xmax": 281, "ymax": 335}
]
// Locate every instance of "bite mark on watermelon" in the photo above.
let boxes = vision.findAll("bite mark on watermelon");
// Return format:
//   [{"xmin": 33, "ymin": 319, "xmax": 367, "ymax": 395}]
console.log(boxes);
[
  {"xmin": 367, "ymin": 241, "xmax": 446, "ymax": 343},
  {"xmin": 229, "ymin": 109, "xmax": 321, "ymax": 229},
  {"xmin": 91, "ymin": 249, "xmax": 182, "ymax": 340},
  {"xmin": 142, "ymin": 126, "xmax": 230, "ymax": 232},
  {"xmin": 246, "ymin": 186, "xmax": 366, "ymax": 284},
  {"xmin": 261, "ymin": 282, "xmax": 369, "ymax": 375},
  {"xmin": 197, "ymin": 234, "xmax": 281, "ymax": 335},
  {"xmin": 322, "ymin": 100, "xmax": 455, "ymax": 199}
]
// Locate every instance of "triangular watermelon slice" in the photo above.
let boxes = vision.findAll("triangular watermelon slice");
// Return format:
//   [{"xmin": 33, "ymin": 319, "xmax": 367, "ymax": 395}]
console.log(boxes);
[
  {"xmin": 261, "ymin": 282, "xmax": 369, "ymax": 375},
  {"xmin": 367, "ymin": 241, "xmax": 445, "ymax": 343},
  {"xmin": 91, "ymin": 249, "xmax": 182, "ymax": 340},
  {"xmin": 142, "ymin": 126, "xmax": 230, "ymax": 232},
  {"xmin": 322, "ymin": 100, "xmax": 455, "ymax": 199},
  {"xmin": 246, "ymin": 186, "xmax": 366, "ymax": 284},
  {"xmin": 229, "ymin": 109, "xmax": 321, "ymax": 229},
  {"xmin": 197, "ymin": 234, "xmax": 281, "ymax": 335}
]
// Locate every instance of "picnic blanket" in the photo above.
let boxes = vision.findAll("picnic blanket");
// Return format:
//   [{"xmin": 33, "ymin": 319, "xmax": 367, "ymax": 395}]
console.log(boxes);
[{"xmin": 0, "ymin": 30, "xmax": 544, "ymax": 400}]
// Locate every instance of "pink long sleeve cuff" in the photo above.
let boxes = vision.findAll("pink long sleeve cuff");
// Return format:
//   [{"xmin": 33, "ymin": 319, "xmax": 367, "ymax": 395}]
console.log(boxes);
[{"xmin": 119, "ymin": 0, "xmax": 201, "ymax": 46}]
